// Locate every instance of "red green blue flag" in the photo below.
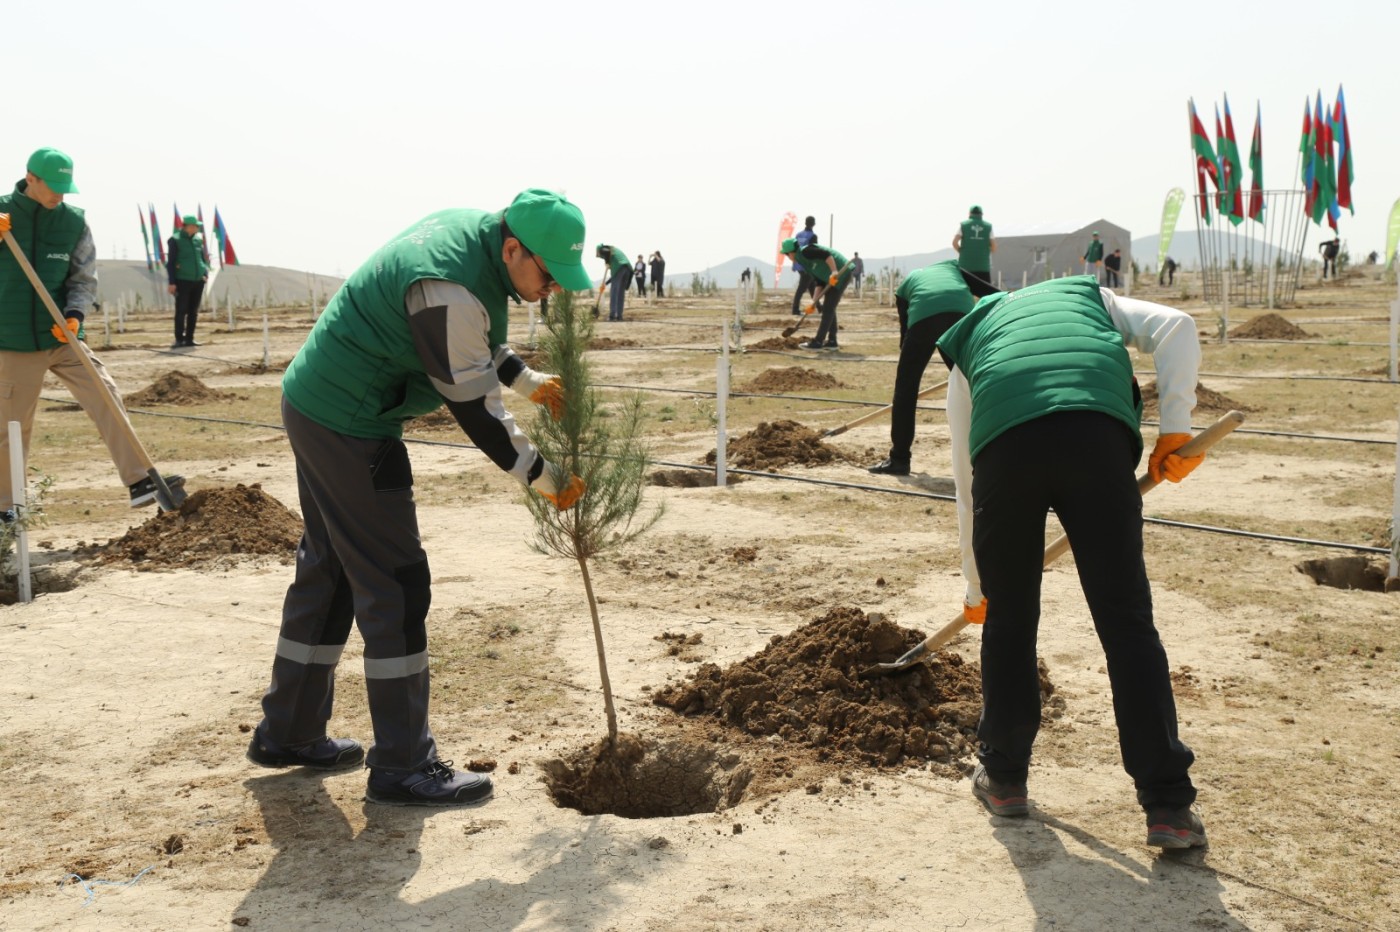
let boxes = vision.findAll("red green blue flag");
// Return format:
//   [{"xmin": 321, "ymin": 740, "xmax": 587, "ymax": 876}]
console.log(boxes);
[
  {"xmin": 1334, "ymin": 85, "xmax": 1353, "ymax": 215},
  {"xmin": 1220, "ymin": 96, "xmax": 1245, "ymax": 226},
  {"xmin": 1188, "ymin": 99, "xmax": 1219, "ymax": 224},
  {"xmin": 1247, "ymin": 102, "xmax": 1264, "ymax": 223},
  {"xmin": 137, "ymin": 203, "xmax": 153, "ymax": 270},
  {"xmin": 149, "ymin": 204, "xmax": 165, "ymax": 266},
  {"xmin": 213, "ymin": 207, "xmax": 239, "ymax": 267}
]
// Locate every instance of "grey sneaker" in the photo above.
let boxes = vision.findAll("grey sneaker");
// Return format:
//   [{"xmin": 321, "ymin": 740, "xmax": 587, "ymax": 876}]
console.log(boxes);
[
  {"xmin": 1146, "ymin": 807, "xmax": 1207, "ymax": 849},
  {"xmin": 366, "ymin": 760, "xmax": 494, "ymax": 807},
  {"xmin": 246, "ymin": 728, "xmax": 365, "ymax": 771},
  {"xmin": 972, "ymin": 764, "xmax": 1029, "ymax": 817}
]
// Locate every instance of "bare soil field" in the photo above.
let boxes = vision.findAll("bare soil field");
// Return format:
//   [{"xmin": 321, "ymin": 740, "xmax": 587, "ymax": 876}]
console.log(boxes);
[{"xmin": 2, "ymin": 271, "xmax": 1398, "ymax": 930}]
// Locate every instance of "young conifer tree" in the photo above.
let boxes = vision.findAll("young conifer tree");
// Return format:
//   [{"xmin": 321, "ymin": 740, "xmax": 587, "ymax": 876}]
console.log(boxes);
[{"xmin": 523, "ymin": 289, "xmax": 662, "ymax": 743}]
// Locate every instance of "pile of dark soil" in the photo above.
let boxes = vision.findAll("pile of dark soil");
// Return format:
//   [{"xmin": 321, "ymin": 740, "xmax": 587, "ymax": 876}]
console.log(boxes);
[
  {"xmin": 741, "ymin": 367, "xmax": 847, "ymax": 393},
  {"xmin": 125, "ymin": 371, "xmax": 240, "ymax": 406},
  {"xmin": 1228, "ymin": 313, "xmax": 1316, "ymax": 340},
  {"xmin": 86, "ymin": 484, "xmax": 302, "ymax": 569},
  {"xmin": 589, "ymin": 337, "xmax": 639, "ymax": 350},
  {"xmin": 1139, "ymin": 380, "xmax": 1252, "ymax": 417},
  {"xmin": 704, "ymin": 419, "xmax": 854, "ymax": 471},
  {"xmin": 405, "ymin": 408, "xmax": 458, "ymax": 432},
  {"xmin": 648, "ymin": 468, "xmax": 745, "ymax": 487},
  {"xmin": 217, "ymin": 358, "xmax": 293, "ymax": 375},
  {"xmin": 653, "ymin": 606, "xmax": 1050, "ymax": 768},
  {"xmin": 749, "ymin": 335, "xmax": 805, "ymax": 351}
]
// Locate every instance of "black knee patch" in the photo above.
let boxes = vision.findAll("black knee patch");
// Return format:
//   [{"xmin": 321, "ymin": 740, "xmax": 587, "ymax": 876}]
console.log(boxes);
[
  {"xmin": 394, "ymin": 558, "xmax": 431, "ymax": 655},
  {"xmin": 323, "ymin": 571, "xmax": 355, "ymax": 645},
  {"xmin": 370, "ymin": 439, "xmax": 413, "ymax": 492}
]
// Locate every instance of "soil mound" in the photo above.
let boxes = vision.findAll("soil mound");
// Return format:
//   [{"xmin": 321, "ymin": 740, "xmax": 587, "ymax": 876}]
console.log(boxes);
[
  {"xmin": 741, "ymin": 367, "xmax": 847, "ymax": 393},
  {"xmin": 589, "ymin": 337, "xmax": 639, "ymax": 350},
  {"xmin": 405, "ymin": 408, "xmax": 458, "ymax": 432},
  {"xmin": 703, "ymin": 419, "xmax": 852, "ymax": 471},
  {"xmin": 125, "ymin": 371, "xmax": 239, "ymax": 406},
  {"xmin": 648, "ymin": 468, "xmax": 744, "ymax": 487},
  {"xmin": 88, "ymin": 484, "xmax": 302, "ymax": 569},
  {"xmin": 216, "ymin": 358, "xmax": 294, "ymax": 375},
  {"xmin": 1140, "ymin": 380, "xmax": 1251, "ymax": 417},
  {"xmin": 1228, "ymin": 313, "xmax": 1316, "ymax": 340},
  {"xmin": 654, "ymin": 607, "xmax": 1048, "ymax": 768},
  {"xmin": 749, "ymin": 335, "xmax": 804, "ymax": 351}
]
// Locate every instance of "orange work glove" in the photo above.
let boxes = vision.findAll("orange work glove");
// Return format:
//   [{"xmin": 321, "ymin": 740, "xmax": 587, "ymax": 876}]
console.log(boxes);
[
  {"xmin": 963, "ymin": 598, "xmax": 987, "ymax": 625},
  {"xmin": 828, "ymin": 273, "xmax": 840, "ymax": 286},
  {"xmin": 529, "ymin": 377, "xmax": 564, "ymax": 420},
  {"xmin": 0, "ymin": 212, "xmax": 10, "ymax": 235},
  {"xmin": 51, "ymin": 317, "xmax": 80, "ymax": 343},
  {"xmin": 1148, "ymin": 432, "xmax": 1204, "ymax": 483},
  {"xmin": 539, "ymin": 474, "xmax": 585, "ymax": 510},
  {"xmin": 803, "ymin": 303, "xmax": 818, "ymax": 315}
]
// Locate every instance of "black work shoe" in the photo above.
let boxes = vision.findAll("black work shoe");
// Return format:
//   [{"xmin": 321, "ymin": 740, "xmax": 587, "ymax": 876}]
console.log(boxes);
[
  {"xmin": 246, "ymin": 729, "xmax": 365, "ymax": 771},
  {"xmin": 868, "ymin": 458, "xmax": 911, "ymax": 476},
  {"xmin": 1146, "ymin": 807, "xmax": 1207, "ymax": 849},
  {"xmin": 801, "ymin": 340, "xmax": 824, "ymax": 350},
  {"xmin": 129, "ymin": 474, "xmax": 186, "ymax": 508},
  {"xmin": 823, "ymin": 342, "xmax": 839, "ymax": 350},
  {"xmin": 972, "ymin": 764, "xmax": 1029, "ymax": 817},
  {"xmin": 366, "ymin": 760, "xmax": 494, "ymax": 807}
]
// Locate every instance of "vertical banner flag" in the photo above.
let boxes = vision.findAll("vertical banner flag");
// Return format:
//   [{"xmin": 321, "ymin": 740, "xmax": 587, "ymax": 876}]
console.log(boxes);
[
  {"xmin": 1188, "ymin": 99, "xmax": 1219, "ymax": 224},
  {"xmin": 150, "ymin": 204, "xmax": 165, "ymax": 266},
  {"xmin": 214, "ymin": 207, "xmax": 239, "ymax": 266},
  {"xmin": 197, "ymin": 203, "xmax": 210, "ymax": 262},
  {"xmin": 138, "ymin": 203, "xmax": 153, "ymax": 270},
  {"xmin": 1247, "ymin": 102, "xmax": 1265, "ymax": 223},
  {"xmin": 774, "ymin": 212, "xmax": 796, "ymax": 287},
  {"xmin": 1157, "ymin": 188, "xmax": 1185, "ymax": 272},
  {"xmin": 1385, "ymin": 197, "xmax": 1400, "ymax": 271},
  {"xmin": 1312, "ymin": 92, "xmax": 1334, "ymax": 226},
  {"xmin": 1300, "ymin": 95, "xmax": 1316, "ymax": 221},
  {"xmin": 1334, "ymin": 85, "xmax": 1354, "ymax": 215},
  {"xmin": 1221, "ymin": 95, "xmax": 1245, "ymax": 225}
]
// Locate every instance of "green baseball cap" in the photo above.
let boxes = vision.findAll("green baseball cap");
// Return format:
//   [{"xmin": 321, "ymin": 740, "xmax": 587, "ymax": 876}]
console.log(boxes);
[
  {"xmin": 779, "ymin": 237, "xmax": 797, "ymax": 254},
  {"xmin": 503, "ymin": 189, "xmax": 590, "ymax": 291},
  {"xmin": 182, "ymin": 214, "xmax": 200, "ymax": 226},
  {"xmin": 26, "ymin": 147, "xmax": 78, "ymax": 194},
  {"xmin": 969, "ymin": 205, "xmax": 982, "ymax": 215}
]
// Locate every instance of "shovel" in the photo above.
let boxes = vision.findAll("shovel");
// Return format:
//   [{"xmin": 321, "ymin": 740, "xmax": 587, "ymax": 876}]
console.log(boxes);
[
  {"xmin": 823, "ymin": 379, "xmax": 949, "ymax": 438},
  {"xmin": 2, "ymin": 231, "xmax": 188, "ymax": 512},
  {"xmin": 862, "ymin": 409, "xmax": 1246, "ymax": 675}
]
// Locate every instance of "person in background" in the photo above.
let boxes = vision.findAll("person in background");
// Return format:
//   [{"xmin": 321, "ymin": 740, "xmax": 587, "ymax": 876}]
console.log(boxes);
[
  {"xmin": 778, "ymin": 236, "xmax": 851, "ymax": 351},
  {"xmin": 633, "ymin": 254, "xmax": 647, "ymax": 297},
  {"xmin": 167, "ymin": 214, "xmax": 210, "ymax": 348},
  {"xmin": 1082, "ymin": 231, "xmax": 1105, "ymax": 282},
  {"xmin": 937, "ymin": 274, "xmax": 1207, "ymax": 851},
  {"xmin": 952, "ymin": 205, "xmax": 996, "ymax": 291},
  {"xmin": 246, "ymin": 188, "xmax": 590, "ymax": 807},
  {"xmin": 648, "ymin": 251, "xmax": 665, "ymax": 298},
  {"xmin": 1104, "ymin": 248, "xmax": 1123, "ymax": 288},
  {"xmin": 852, "ymin": 252, "xmax": 865, "ymax": 297},
  {"xmin": 790, "ymin": 214, "xmax": 819, "ymax": 316},
  {"xmin": 0, "ymin": 147, "xmax": 183, "ymax": 518},
  {"xmin": 1159, "ymin": 256, "xmax": 1178, "ymax": 286},
  {"xmin": 1318, "ymin": 238, "xmax": 1340, "ymax": 279},
  {"xmin": 596, "ymin": 244, "xmax": 632, "ymax": 320}
]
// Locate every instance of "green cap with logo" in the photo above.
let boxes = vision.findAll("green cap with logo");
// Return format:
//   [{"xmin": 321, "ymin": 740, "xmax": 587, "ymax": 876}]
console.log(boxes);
[
  {"xmin": 182, "ymin": 214, "xmax": 201, "ymax": 226},
  {"xmin": 780, "ymin": 237, "xmax": 797, "ymax": 254},
  {"xmin": 969, "ymin": 205, "xmax": 982, "ymax": 216},
  {"xmin": 27, "ymin": 147, "xmax": 79, "ymax": 194},
  {"xmin": 504, "ymin": 188, "xmax": 590, "ymax": 291}
]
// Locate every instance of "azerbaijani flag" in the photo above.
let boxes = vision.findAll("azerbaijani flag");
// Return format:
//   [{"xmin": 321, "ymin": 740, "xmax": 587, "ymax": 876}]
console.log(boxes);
[
  {"xmin": 1334, "ymin": 85, "xmax": 1353, "ymax": 214},
  {"xmin": 1247, "ymin": 102, "xmax": 1264, "ymax": 224},
  {"xmin": 1300, "ymin": 97, "xmax": 1318, "ymax": 221},
  {"xmin": 1313, "ymin": 92, "xmax": 1335, "ymax": 226},
  {"xmin": 1221, "ymin": 95, "xmax": 1245, "ymax": 225},
  {"xmin": 150, "ymin": 204, "xmax": 165, "ymax": 266},
  {"xmin": 213, "ymin": 207, "xmax": 239, "ymax": 267},
  {"xmin": 138, "ymin": 203, "xmax": 153, "ymax": 270},
  {"xmin": 1188, "ymin": 99, "xmax": 1219, "ymax": 224}
]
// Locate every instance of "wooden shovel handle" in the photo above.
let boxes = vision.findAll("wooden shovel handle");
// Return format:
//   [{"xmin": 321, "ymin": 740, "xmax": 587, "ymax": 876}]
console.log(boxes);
[{"xmin": 825, "ymin": 380, "xmax": 949, "ymax": 438}]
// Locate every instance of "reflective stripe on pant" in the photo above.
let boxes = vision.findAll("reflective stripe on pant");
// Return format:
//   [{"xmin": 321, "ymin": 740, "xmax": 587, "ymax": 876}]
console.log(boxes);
[
  {"xmin": 259, "ymin": 398, "xmax": 438, "ymax": 771},
  {"xmin": 970, "ymin": 410, "xmax": 1196, "ymax": 809}
]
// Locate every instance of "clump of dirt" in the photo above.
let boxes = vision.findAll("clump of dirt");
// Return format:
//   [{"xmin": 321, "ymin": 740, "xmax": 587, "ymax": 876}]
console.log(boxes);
[
  {"xmin": 1228, "ymin": 313, "xmax": 1316, "ymax": 340},
  {"xmin": 86, "ymin": 484, "xmax": 302, "ymax": 569},
  {"xmin": 405, "ymin": 408, "xmax": 458, "ymax": 432},
  {"xmin": 704, "ymin": 419, "xmax": 854, "ymax": 471},
  {"xmin": 653, "ymin": 606, "xmax": 1058, "ymax": 768},
  {"xmin": 589, "ymin": 337, "xmax": 639, "ymax": 350},
  {"xmin": 217, "ymin": 358, "xmax": 294, "ymax": 375},
  {"xmin": 125, "ymin": 371, "xmax": 240, "ymax": 406},
  {"xmin": 540, "ymin": 732, "xmax": 752, "ymax": 817},
  {"xmin": 657, "ymin": 631, "xmax": 705, "ymax": 661},
  {"xmin": 749, "ymin": 335, "xmax": 805, "ymax": 351},
  {"xmin": 731, "ymin": 546, "xmax": 758, "ymax": 563},
  {"xmin": 741, "ymin": 367, "xmax": 848, "ymax": 393},
  {"xmin": 1297, "ymin": 556, "xmax": 1387, "ymax": 592},
  {"xmin": 647, "ymin": 468, "xmax": 745, "ymax": 487},
  {"xmin": 1139, "ymin": 380, "xmax": 1252, "ymax": 417}
]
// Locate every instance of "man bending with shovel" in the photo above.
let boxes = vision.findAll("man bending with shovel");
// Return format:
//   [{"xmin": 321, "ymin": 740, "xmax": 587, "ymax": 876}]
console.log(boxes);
[
  {"xmin": 778, "ymin": 237, "xmax": 852, "ymax": 350},
  {"xmin": 0, "ymin": 147, "xmax": 183, "ymax": 520},
  {"xmin": 936, "ymin": 275, "xmax": 1207, "ymax": 849}
]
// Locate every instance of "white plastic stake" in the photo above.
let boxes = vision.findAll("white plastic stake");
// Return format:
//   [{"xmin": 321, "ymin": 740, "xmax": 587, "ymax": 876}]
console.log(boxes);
[
  {"xmin": 8, "ymin": 421, "xmax": 32, "ymax": 603},
  {"xmin": 1221, "ymin": 271, "xmax": 1231, "ymax": 345},
  {"xmin": 528, "ymin": 301, "xmax": 538, "ymax": 345},
  {"xmin": 1021, "ymin": 270, "xmax": 1027, "ymax": 289},
  {"xmin": 103, "ymin": 301, "xmax": 111, "ymax": 346},
  {"xmin": 716, "ymin": 322, "xmax": 729, "ymax": 488},
  {"xmin": 227, "ymin": 292, "xmax": 234, "ymax": 331},
  {"xmin": 1391, "ymin": 275, "xmax": 1400, "ymax": 383},
  {"xmin": 262, "ymin": 312, "xmax": 271, "ymax": 369}
]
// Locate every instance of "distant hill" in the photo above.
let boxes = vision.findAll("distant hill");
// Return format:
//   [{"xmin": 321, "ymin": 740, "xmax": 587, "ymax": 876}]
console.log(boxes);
[
  {"xmin": 96, "ymin": 260, "xmax": 344, "ymax": 309},
  {"xmin": 1130, "ymin": 230, "xmax": 1307, "ymax": 272},
  {"xmin": 670, "ymin": 251, "xmax": 956, "ymax": 288}
]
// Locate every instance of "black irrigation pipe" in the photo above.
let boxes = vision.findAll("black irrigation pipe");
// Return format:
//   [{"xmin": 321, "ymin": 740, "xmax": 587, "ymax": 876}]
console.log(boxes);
[{"xmin": 43, "ymin": 399, "xmax": 1382, "ymax": 556}]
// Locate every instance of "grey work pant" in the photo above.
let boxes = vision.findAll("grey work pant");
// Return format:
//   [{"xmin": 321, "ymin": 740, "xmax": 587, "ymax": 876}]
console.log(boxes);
[{"xmin": 257, "ymin": 398, "xmax": 437, "ymax": 771}]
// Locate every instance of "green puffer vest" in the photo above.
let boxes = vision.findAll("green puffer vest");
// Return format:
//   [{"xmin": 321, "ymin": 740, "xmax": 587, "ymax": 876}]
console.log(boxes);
[
  {"xmin": 168, "ymin": 230, "xmax": 209, "ymax": 281},
  {"xmin": 282, "ymin": 208, "xmax": 518, "ymax": 439},
  {"xmin": 897, "ymin": 261, "xmax": 975, "ymax": 328},
  {"xmin": 936, "ymin": 275, "xmax": 1141, "ymax": 461},
  {"xmin": 957, "ymin": 218, "xmax": 993, "ymax": 270},
  {"xmin": 0, "ymin": 181, "xmax": 87, "ymax": 351}
]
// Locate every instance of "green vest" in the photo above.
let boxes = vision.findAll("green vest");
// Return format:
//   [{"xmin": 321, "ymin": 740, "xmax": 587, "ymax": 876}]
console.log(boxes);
[
  {"xmin": 1084, "ymin": 239, "xmax": 1104, "ymax": 262},
  {"xmin": 802, "ymin": 245, "xmax": 850, "ymax": 282},
  {"xmin": 169, "ymin": 230, "xmax": 209, "ymax": 281},
  {"xmin": 0, "ymin": 181, "xmax": 87, "ymax": 351},
  {"xmin": 282, "ymin": 208, "xmax": 519, "ymax": 439},
  {"xmin": 957, "ymin": 218, "xmax": 993, "ymax": 271},
  {"xmin": 936, "ymin": 276, "xmax": 1141, "ymax": 461},
  {"xmin": 896, "ymin": 261, "xmax": 975, "ymax": 328},
  {"xmin": 599, "ymin": 245, "xmax": 629, "ymax": 274}
]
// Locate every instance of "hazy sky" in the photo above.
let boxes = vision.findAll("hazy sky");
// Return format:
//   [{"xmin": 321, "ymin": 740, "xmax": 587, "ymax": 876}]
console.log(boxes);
[{"xmin": 9, "ymin": 0, "xmax": 1394, "ymax": 278}]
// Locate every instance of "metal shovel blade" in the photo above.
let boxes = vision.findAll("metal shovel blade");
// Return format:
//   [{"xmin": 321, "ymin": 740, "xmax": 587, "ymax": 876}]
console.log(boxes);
[{"xmin": 152, "ymin": 473, "xmax": 189, "ymax": 512}]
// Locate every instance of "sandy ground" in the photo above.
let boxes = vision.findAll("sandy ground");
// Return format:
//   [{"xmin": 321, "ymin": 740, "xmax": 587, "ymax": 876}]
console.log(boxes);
[{"xmin": 1, "ymin": 278, "xmax": 1397, "ymax": 931}]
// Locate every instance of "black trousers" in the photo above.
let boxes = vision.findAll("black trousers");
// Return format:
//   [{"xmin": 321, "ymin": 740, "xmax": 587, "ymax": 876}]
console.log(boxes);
[
  {"xmin": 810, "ymin": 277, "xmax": 849, "ymax": 345},
  {"xmin": 1106, "ymin": 267, "xmax": 1121, "ymax": 287},
  {"xmin": 173, "ymin": 279, "xmax": 205, "ymax": 343},
  {"xmin": 790, "ymin": 269, "xmax": 817, "ymax": 314},
  {"xmin": 886, "ymin": 312, "xmax": 964, "ymax": 461},
  {"xmin": 971, "ymin": 410, "xmax": 1196, "ymax": 810}
]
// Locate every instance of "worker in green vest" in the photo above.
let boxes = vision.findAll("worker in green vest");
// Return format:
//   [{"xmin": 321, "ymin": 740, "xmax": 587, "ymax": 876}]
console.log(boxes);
[
  {"xmin": 937, "ymin": 275, "xmax": 1207, "ymax": 850},
  {"xmin": 1082, "ymin": 231, "xmax": 1105, "ymax": 282},
  {"xmin": 166, "ymin": 214, "xmax": 210, "ymax": 347},
  {"xmin": 952, "ymin": 205, "xmax": 996, "ymax": 290},
  {"xmin": 247, "ymin": 188, "xmax": 591, "ymax": 808}
]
